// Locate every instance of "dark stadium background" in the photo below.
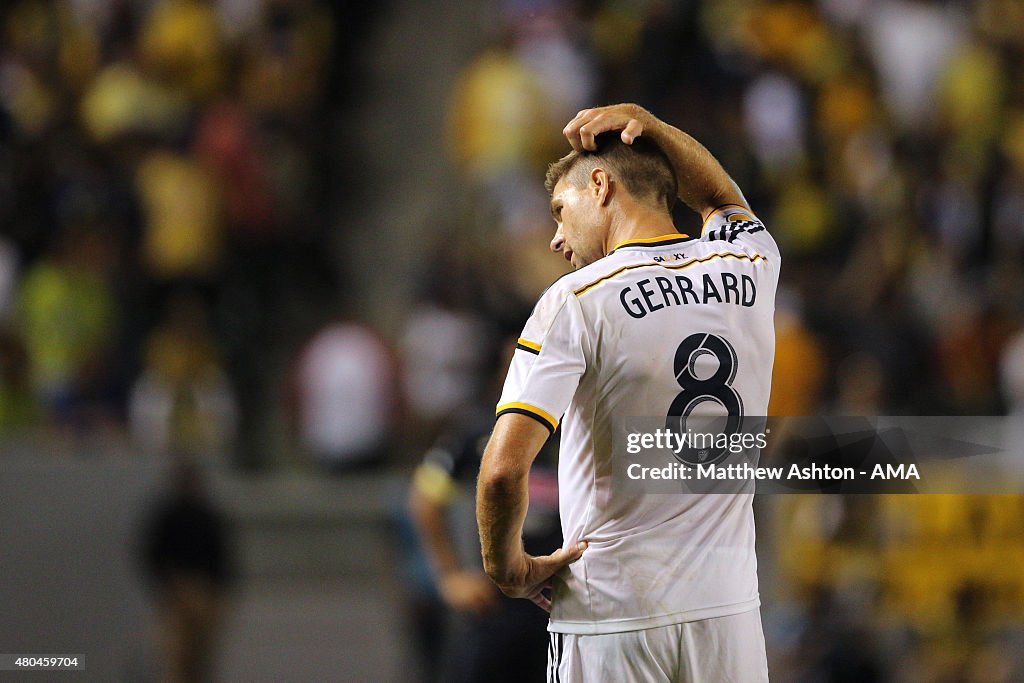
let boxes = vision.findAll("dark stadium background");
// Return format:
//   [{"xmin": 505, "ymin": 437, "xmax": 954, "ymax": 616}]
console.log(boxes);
[{"xmin": 1, "ymin": 0, "xmax": 1022, "ymax": 680}]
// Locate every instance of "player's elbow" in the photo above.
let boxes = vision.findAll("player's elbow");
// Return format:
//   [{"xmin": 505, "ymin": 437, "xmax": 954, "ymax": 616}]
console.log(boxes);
[
  {"xmin": 705, "ymin": 180, "xmax": 748, "ymax": 214},
  {"xmin": 477, "ymin": 460, "xmax": 525, "ymax": 496}
]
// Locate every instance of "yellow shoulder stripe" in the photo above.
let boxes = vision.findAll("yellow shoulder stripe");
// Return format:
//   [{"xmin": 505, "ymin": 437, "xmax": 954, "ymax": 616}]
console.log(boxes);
[{"xmin": 516, "ymin": 337, "xmax": 542, "ymax": 353}]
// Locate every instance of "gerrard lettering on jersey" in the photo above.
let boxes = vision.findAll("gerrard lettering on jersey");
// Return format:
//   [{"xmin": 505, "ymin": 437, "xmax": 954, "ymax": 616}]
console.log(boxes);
[{"xmin": 620, "ymin": 272, "xmax": 757, "ymax": 319}]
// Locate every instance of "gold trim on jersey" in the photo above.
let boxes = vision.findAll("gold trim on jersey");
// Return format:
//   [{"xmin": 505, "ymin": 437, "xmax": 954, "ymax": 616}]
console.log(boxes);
[
  {"xmin": 573, "ymin": 251, "xmax": 768, "ymax": 297},
  {"xmin": 495, "ymin": 402, "xmax": 559, "ymax": 432}
]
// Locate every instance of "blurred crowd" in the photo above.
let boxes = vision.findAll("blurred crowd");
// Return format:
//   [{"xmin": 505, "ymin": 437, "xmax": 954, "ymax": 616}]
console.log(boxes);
[
  {"xmin": 6, "ymin": 0, "xmax": 1019, "ymax": 462},
  {"xmin": 0, "ymin": 0, "xmax": 386, "ymax": 466},
  {"xmin": 3, "ymin": 0, "xmax": 1024, "ymax": 681}
]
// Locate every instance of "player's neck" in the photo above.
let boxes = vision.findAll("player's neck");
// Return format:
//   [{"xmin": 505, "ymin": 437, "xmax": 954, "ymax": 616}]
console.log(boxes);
[{"xmin": 604, "ymin": 206, "xmax": 678, "ymax": 255}]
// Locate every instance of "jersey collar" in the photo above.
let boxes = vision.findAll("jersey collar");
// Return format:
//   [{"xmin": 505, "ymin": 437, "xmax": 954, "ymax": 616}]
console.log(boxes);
[{"xmin": 609, "ymin": 233, "xmax": 691, "ymax": 254}]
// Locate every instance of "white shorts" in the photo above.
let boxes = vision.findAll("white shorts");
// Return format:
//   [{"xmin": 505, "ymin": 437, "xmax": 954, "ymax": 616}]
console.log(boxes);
[{"xmin": 547, "ymin": 608, "xmax": 769, "ymax": 683}]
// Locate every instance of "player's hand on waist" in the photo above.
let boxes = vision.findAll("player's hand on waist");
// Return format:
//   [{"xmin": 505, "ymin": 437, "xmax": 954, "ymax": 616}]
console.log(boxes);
[
  {"xmin": 563, "ymin": 104, "xmax": 651, "ymax": 152},
  {"xmin": 486, "ymin": 541, "xmax": 588, "ymax": 612}
]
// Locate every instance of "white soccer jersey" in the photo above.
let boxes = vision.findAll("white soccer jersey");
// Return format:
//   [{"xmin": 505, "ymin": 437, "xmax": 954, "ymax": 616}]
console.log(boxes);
[{"xmin": 497, "ymin": 205, "xmax": 779, "ymax": 635}]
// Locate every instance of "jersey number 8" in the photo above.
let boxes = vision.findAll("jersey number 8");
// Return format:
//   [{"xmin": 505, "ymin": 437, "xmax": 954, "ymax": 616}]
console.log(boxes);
[{"xmin": 666, "ymin": 333, "xmax": 744, "ymax": 465}]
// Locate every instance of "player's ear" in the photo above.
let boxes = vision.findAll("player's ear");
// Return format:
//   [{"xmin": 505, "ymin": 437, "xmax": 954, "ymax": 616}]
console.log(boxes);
[{"xmin": 591, "ymin": 167, "xmax": 612, "ymax": 206}]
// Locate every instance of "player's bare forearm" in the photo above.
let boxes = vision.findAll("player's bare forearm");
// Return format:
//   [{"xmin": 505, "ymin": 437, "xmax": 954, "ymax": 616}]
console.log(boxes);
[
  {"xmin": 476, "ymin": 414, "xmax": 545, "ymax": 582},
  {"xmin": 563, "ymin": 104, "xmax": 748, "ymax": 220},
  {"xmin": 644, "ymin": 116, "xmax": 749, "ymax": 218},
  {"xmin": 477, "ymin": 413, "xmax": 588, "ymax": 610}
]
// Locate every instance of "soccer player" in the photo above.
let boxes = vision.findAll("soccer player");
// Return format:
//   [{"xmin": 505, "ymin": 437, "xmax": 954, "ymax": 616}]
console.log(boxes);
[{"xmin": 476, "ymin": 103, "xmax": 777, "ymax": 682}]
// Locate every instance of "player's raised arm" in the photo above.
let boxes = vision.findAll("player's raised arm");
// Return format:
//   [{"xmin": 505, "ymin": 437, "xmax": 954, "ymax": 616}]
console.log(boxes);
[{"xmin": 562, "ymin": 104, "xmax": 749, "ymax": 222}]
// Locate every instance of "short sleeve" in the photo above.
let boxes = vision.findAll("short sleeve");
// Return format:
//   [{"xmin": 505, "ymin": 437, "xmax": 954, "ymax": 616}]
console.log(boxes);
[
  {"xmin": 496, "ymin": 287, "xmax": 589, "ymax": 434},
  {"xmin": 700, "ymin": 204, "xmax": 780, "ymax": 260}
]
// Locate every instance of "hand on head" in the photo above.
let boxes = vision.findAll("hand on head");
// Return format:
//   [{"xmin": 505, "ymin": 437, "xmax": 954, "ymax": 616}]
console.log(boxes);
[{"xmin": 563, "ymin": 104, "xmax": 651, "ymax": 152}]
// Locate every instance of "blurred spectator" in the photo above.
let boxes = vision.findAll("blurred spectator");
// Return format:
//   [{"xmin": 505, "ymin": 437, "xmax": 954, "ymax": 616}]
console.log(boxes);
[
  {"xmin": 236, "ymin": 0, "xmax": 334, "ymax": 120},
  {"xmin": 791, "ymin": 585, "xmax": 886, "ymax": 683},
  {"xmin": 0, "ymin": 238, "xmax": 19, "ymax": 321},
  {"xmin": 832, "ymin": 352, "xmax": 887, "ymax": 416},
  {"xmin": 770, "ymin": 170, "xmax": 837, "ymax": 257},
  {"xmin": 137, "ymin": 0, "xmax": 225, "ymax": 102},
  {"xmin": 192, "ymin": 101, "xmax": 274, "ymax": 238},
  {"xmin": 287, "ymin": 314, "xmax": 397, "ymax": 471},
  {"xmin": 16, "ymin": 224, "xmax": 119, "ymax": 425},
  {"xmin": 140, "ymin": 461, "xmax": 234, "ymax": 683},
  {"xmin": 768, "ymin": 293, "xmax": 825, "ymax": 417},
  {"xmin": 79, "ymin": 60, "xmax": 190, "ymax": 143},
  {"xmin": 129, "ymin": 291, "xmax": 237, "ymax": 462},
  {"xmin": 447, "ymin": 21, "xmax": 567, "ymax": 231},
  {"xmin": 400, "ymin": 303, "xmax": 492, "ymax": 420},
  {"xmin": 407, "ymin": 338, "xmax": 559, "ymax": 682},
  {"xmin": 399, "ymin": 261, "xmax": 495, "ymax": 426},
  {"xmin": 861, "ymin": 0, "xmax": 966, "ymax": 130},
  {"xmin": 0, "ymin": 327, "xmax": 42, "ymax": 437},
  {"xmin": 447, "ymin": 41, "xmax": 553, "ymax": 184},
  {"xmin": 937, "ymin": 37, "xmax": 1007, "ymax": 158},
  {"xmin": 933, "ymin": 300, "xmax": 1003, "ymax": 413},
  {"xmin": 136, "ymin": 148, "xmax": 223, "ymax": 282},
  {"xmin": 999, "ymin": 328, "xmax": 1024, "ymax": 418},
  {"xmin": 510, "ymin": 1, "xmax": 596, "ymax": 123},
  {"xmin": 743, "ymin": 71, "xmax": 807, "ymax": 175}
]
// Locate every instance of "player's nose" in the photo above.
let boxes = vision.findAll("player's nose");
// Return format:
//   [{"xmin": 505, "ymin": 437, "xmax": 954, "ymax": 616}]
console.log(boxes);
[{"xmin": 550, "ymin": 230, "xmax": 564, "ymax": 252}]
